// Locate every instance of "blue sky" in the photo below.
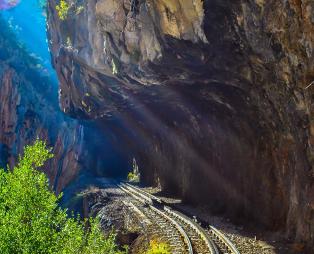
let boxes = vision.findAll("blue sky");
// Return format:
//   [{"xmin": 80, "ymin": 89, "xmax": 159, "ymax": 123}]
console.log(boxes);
[{"xmin": 1, "ymin": 0, "xmax": 56, "ymax": 77}]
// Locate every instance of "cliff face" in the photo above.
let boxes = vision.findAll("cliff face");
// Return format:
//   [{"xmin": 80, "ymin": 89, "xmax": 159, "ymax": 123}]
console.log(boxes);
[
  {"xmin": 47, "ymin": 0, "xmax": 314, "ymax": 249},
  {"xmin": 0, "ymin": 17, "xmax": 85, "ymax": 193}
]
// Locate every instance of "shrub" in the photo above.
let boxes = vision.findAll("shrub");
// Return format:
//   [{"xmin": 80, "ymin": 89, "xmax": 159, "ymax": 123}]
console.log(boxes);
[
  {"xmin": 56, "ymin": 0, "xmax": 70, "ymax": 20},
  {"xmin": 55, "ymin": 0, "xmax": 84, "ymax": 20},
  {"xmin": 127, "ymin": 158, "xmax": 140, "ymax": 182},
  {"xmin": 0, "ymin": 140, "xmax": 126, "ymax": 254},
  {"xmin": 127, "ymin": 171, "xmax": 139, "ymax": 182},
  {"xmin": 146, "ymin": 240, "xmax": 171, "ymax": 254}
]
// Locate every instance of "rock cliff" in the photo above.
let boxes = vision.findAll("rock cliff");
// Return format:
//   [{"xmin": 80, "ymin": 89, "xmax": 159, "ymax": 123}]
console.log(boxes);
[
  {"xmin": 47, "ymin": 0, "xmax": 314, "ymax": 249},
  {"xmin": 0, "ymin": 16, "xmax": 128, "ymax": 194},
  {"xmin": 0, "ymin": 16, "xmax": 86, "ymax": 193}
]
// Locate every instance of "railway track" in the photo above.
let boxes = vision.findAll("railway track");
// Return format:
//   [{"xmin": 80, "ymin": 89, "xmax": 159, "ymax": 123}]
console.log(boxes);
[
  {"xmin": 119, "ymin": 182, "xmax": 240, "ymax": 254},
  {"xmin": 119, "ymin": 184, "xmax": 191, "ymax": 254}
]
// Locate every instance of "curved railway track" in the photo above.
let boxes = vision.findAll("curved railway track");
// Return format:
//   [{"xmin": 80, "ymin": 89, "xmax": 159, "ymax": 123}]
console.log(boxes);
[
  {"xmin": 119, "ymin": 182, "xmax": 240, "ymax": 254},
  {"xmin": 119, "ymin": 184, "xmax": 191, "ymax": 254}
]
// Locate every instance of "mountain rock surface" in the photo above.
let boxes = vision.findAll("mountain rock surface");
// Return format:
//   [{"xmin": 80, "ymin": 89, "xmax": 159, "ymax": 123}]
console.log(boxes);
[{"xmin": 47, "ymin": 0, "xmax": 314, "ymax": 249}]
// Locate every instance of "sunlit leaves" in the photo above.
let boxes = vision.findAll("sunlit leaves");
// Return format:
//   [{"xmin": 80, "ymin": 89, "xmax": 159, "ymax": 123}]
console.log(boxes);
[
  {"xmin": 146, "ymin": 240, "xmax": 171, "ymax": 254},
  {"xmin": 56, "ymin": 0, "xmax": 70, "ymax": 20},
  {"xmin": 0, "ymin": 140, "xmax": 126, "ymax": 254}
]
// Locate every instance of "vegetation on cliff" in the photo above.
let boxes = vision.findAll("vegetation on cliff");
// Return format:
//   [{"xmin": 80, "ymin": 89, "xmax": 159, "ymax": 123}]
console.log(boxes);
[
  {"xmin": 127, "ymin": 158, "xmax": 140, "ymax": 183},
  {"xmin": 56, "ymin": 0, "xmax": 84, "ymax": 20},
  {"xmin": 56, "ymin": 0, "xmax": 70, "ymax": 20},
  {"xmin": 0, "ymin": 140, "xmax": 126, "ymax": 254}
]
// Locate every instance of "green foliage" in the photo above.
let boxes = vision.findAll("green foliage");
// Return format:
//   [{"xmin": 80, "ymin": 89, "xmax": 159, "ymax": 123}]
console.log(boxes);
[
  {"xmin": 0, "ymin": 140, "xmax": 126, "ymax": 254},
  {"xmin": 127, "ymin": 172, "xmax": 139, "ymax": 183},
  {"xmin": 146, "ymin": 240, "xmax": 171, "ymax": 254},
  {"xmin": 56, "ymin": 0, "xmax": 70, "ymax": 20},
  {"xmin": 127, "ymin": 158, "xmax": 140, "ymax": 182},
  {"xmin": 56, "ymin": 0, "xmax": 85, "ymax": 20}
]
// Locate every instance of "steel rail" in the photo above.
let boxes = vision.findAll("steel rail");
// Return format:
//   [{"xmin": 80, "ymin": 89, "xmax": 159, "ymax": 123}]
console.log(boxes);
[
  {"xmin": 164, "ymin": 207, "xmax": 219, "ymax": 254},
  {"xmin": 124, "ymin": 183, "xmax": 241, "ymax": 254},
  {"xmin": 123, "ymin": 182, "xmax": 163, "ymax": 203},
  {"xmin": 209, "ymin": 225, "xmax": 240, "ymax": 254},
  {"xmin": 149, "ymin": 205, "xmax": 193, "ymax": 254},
  {"xmin": 118, "ymin": 184, "xmax": 193, "ymax": 254}
]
